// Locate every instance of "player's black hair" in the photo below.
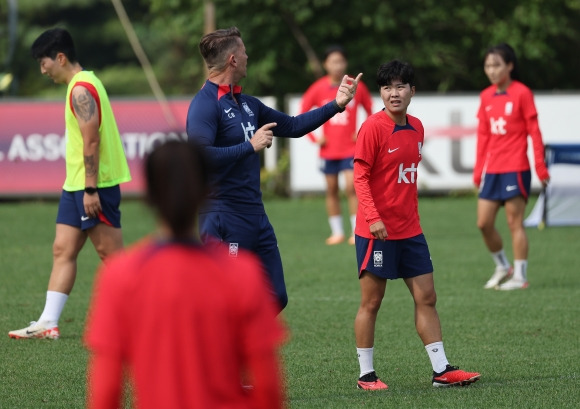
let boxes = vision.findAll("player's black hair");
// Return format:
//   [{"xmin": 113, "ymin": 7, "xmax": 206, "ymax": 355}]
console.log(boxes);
[
  {"xmin": 199, "ymin": 26, "xmax": 242, "ymax": 71},
  {"xmin": 31, "ymin": 28, "xmax": 77, "ymax": 63},
  {"xmin": 145, "ymin": 140, "xmax": 210, "ymax": 240},
  {"xmin": 376, "ymin": 60, "xmax": 415, "ymax": 88},
  {"xmin": 484, "ymin": 43, "xmax": 521, "ymax": 81},
  {"xmin": 323, "ymin": 45, "xmax": 347, "ymax": 62}
]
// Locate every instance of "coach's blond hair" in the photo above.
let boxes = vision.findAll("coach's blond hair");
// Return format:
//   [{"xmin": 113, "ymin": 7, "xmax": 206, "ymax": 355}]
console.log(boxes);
[{"xmin": 199, "ymin": 27, "xmax": 242, "ymax": 72}]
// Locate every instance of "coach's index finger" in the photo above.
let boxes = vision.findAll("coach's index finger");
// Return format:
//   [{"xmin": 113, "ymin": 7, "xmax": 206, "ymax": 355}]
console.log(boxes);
[
  {"xmin": 353, "ymin": 72, "xmax": 363, "ymax": 84},
  {"xmin": 260, "ymin": 122, "xmax": 277, "ymax": 131}
]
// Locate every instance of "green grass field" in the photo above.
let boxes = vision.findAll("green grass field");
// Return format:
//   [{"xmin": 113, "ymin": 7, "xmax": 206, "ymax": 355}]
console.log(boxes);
[{"xmin": 0, "ymin": 195, "xmax": 578, "ymax": 408}]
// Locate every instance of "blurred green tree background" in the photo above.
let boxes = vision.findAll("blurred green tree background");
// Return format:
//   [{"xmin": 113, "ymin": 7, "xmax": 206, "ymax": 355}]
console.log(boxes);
[{"xmin": 1, "ymin": 0, "xmax": 579, "ymax": 100}]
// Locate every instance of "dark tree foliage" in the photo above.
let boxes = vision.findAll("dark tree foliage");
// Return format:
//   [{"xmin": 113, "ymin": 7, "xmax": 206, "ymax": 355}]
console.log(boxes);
[{"xmin": 1, "ymin": 0, "xmax": 579, "ymax": 99}]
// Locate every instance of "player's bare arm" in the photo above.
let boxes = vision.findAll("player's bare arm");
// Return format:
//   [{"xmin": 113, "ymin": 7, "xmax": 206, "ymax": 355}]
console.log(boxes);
[
  {"xmin": 72, "ymin": 85, "xmax": 102, "ymax": 218},
  {"xmin": 250, "ymin": 122, "xmax": 277, "ymax": 152},
  {"xmin": 335, "ymin": 73, "xmax": 363, "ymax": 109}
]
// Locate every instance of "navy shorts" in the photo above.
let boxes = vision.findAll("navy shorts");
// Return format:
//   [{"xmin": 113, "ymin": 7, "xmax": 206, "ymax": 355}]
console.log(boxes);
[
  {"xmin": 355, "ymin": 233, "xmax": 434, "ymax": 279},
  {"xmin": 479, "ymin": 171, "xmax": 531, "ymax": 203},
  {"xmin": 319, "ymin": 157, "xmax": 354, "ymax": 175},
  {"xmin": 56, "ymin": 185, "xmax": 122, "ymax": 231},
  {"xmin": 199, "ymin": 211, "xmax": 287, "ymax": 310}
]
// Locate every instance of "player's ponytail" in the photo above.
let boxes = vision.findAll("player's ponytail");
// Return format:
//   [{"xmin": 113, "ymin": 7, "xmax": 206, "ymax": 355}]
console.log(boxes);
[{"xmin": 145, "ymin": 140, "xmax": 210, "ymax": 240}]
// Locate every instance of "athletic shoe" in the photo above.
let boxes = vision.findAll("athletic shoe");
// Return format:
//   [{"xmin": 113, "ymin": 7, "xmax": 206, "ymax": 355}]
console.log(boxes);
[
  {"xmin": 348, "ymin": 236, "xmax": 355, "ymax": 245},
  {"xmin": 325, "ymin": 235, "xmax": 345, "ymax": 245},
  {"xmin": 8, "ymin": 321, "xmax": 60, "ymax": 340},
  {"xmin": 432, "ymin": 365, "xmax": 480, "ymax": 387},
  {"xmin": 357, "ymin": 371, "xmax": 388, "ymax": 390},
  {"xmin": 497, "ymin": 277, "xmax": 529, "ymax": 291},
  {"xmin": 483, "ymin": 266, "xmax": 513, "ymax": 289}
]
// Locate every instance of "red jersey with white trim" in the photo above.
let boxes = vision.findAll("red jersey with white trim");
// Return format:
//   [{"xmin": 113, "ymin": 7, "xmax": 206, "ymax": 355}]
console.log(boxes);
[
  {"xmin": 474, "ymin": 80, "xmax": 549, "ymax": 186},
  {"xmin": 85, "ymin": 238, "xmax": 285, "ymax": 409},
  {"xmin": 354, "ymin": 111, "xmax": 424, "ymax": 240},
  {"xmin": 300, "ymin": 76, "xmax": 373, "ymax": 159}
]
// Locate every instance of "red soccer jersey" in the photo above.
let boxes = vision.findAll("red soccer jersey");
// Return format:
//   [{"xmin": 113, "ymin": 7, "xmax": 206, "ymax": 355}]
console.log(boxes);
[
  {"xmin": 300, "ymin": 76, "xmax": 373, "ymax": 159},
  {"xmin": 85, "ymin": 238, "xmax": 285, "ymax": 409},
  {"xmin": 473, "ymin": 80, "xmax": 549, "ymax": 186},
  {"xmin": 354, "ymin": 111, "xmax": 424, "ymax": 240}
]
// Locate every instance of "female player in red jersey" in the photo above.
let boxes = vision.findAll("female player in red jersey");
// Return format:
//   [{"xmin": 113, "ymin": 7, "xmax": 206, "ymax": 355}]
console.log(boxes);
[
  {"xmin": 300, "ymin": 46, "xmax": 373, "ymax": 245},
  {"xmin": 474, "ymin": 43, "xmax": 550, "ymax": 291},
  {"xmin": 85, "ymin": 141, "xmax": 285, "ymax": 409},
  {"xmin": 353, "ymin": 60, "xmax": 480, "ymax": 390}
]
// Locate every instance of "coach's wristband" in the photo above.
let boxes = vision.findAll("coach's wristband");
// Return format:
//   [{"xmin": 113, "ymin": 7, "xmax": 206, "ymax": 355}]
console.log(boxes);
[
  {"xmin": 332, "ymin": 100, "xmax": 346, "ymax": 113},
  {"xmin": 84, "ymin": 186, "xmax": 98, "ymax": 195}
]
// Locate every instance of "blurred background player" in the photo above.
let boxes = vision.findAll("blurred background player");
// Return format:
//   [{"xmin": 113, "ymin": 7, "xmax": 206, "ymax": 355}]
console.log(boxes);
[
  {"xmin": 187, "ymin": 27, "xmax": 362, "ymax": 311},
  {"xmin": 85, "ymin": 141, "xmax": 286, "ymax": 409},
  {"xmin": 353, "ymin": 60, "xmax": 480, "ymax": 390},
  {"xmin": 9, "ymin": 28, "xmax": 131, "ymax": 340},
  {"xmin": 474, "ymin": 43, "xmax": 550, "ymax": 291},
  {"xmin": 300, "ymin": 45, "xmax": 373, "ymax": 245}
]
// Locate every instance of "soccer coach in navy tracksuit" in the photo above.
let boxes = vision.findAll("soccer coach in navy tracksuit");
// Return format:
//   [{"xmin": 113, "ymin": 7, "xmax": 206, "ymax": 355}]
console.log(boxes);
[{"xmin": 187, "ymin": 26, "xmax": 362, "ymax": 311}]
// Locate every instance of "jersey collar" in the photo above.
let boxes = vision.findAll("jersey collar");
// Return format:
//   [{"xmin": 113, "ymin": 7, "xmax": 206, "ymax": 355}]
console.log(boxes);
[{"xmin": 216, "ymin": 83, "xmax": 243, "ymax": 100}]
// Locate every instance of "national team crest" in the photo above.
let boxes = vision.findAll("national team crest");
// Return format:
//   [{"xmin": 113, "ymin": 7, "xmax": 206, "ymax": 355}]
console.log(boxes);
[
  {"xmin": 242, "ymin": 102, "xmax": 254, "ymax": 116},
  {"xmin": 504, "ymin": 101, "xmax": 513, "ymax": 115},
  {"xmin": 228, "ymin": 243, "xmax": 239, "ymax": 257},
  {"xmin": 373, "ymin": 251, "xmax": 383, "ymax": 267}
]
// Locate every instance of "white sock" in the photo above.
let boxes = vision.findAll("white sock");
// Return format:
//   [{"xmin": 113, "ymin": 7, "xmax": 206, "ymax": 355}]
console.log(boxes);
[
  {"xmin": 329, "ymin": 215, "xmax": 344, "ymax": 236},
  {"xmin": 491, "ymin": 249, "xmax": 510, "ymax": 269},
  {"xmin": 425, "ymin": 342, "xmax": 449, "ymax": 374},
  {"xmin": 357, "ymin": 347, "xmax": 375, "ymax": 377},
  {"xmin": 38, "ymin": 291, "xmax": 68, "ymax": 327},
  {"xmin": 350, "ymin": 214, "xmax": 356, "ymax": 236},
  {"xmin": 513, "ymin": 259, "xmax": 528, "ymax": 281}
]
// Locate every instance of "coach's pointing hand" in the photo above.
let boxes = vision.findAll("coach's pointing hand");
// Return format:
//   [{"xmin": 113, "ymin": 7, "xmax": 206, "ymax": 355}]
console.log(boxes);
[
  {"xmin": 335, "ymin": 73, "xmax": 363, "ymax": 109},
  {"xmin": 250, "ymin": 122, "xmax": 276, "ymax": 152}
]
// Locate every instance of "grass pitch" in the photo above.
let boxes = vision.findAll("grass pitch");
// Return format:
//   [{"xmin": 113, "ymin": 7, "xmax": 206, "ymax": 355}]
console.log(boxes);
[{"xmin": 0, "ymin": 195, "xmax": 578, "ymax": 408}]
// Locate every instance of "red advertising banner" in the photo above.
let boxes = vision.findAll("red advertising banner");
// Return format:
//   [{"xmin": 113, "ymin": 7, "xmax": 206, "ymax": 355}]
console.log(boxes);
[{"xmin": 0, "ymin": 98, "xmax": 191, "ymax": 197}]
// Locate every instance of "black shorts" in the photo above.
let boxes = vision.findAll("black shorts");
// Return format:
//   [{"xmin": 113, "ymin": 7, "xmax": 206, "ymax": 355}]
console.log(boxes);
[
  {"xmin": 479, "ymin": 171, "xmax": 531, "ymax": 203},
  {"xmin": 355, "ymin": 233, "xmax": 434, "ymax": 279},
  {"xmin": 56, "ymin": 186, "xmax": 122, "ymax": 230}
]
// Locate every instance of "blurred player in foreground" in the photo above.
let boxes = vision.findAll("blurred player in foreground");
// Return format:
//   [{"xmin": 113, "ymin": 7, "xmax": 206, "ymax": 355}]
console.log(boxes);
[
  {"xmin": 353, "ymin": 60, "xmax": 480, "ymax": 390},
  {"xmin": 300, "ymin": 45, "xmax": 373, "ymax": 245},
  {"xmin": 85, "ymin": 141, "xmax": 286, "ymax": 409},
  {"xmin": 187, "ymin": 27, "xmax": 362, "ymax": 311},
  {"xmin": 9, "ymin": 28, "xmax": 131, "ymax": 340},
  {"xmin": 474, "ymin": 43, "xmax": 550, "ymax": 291}
]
